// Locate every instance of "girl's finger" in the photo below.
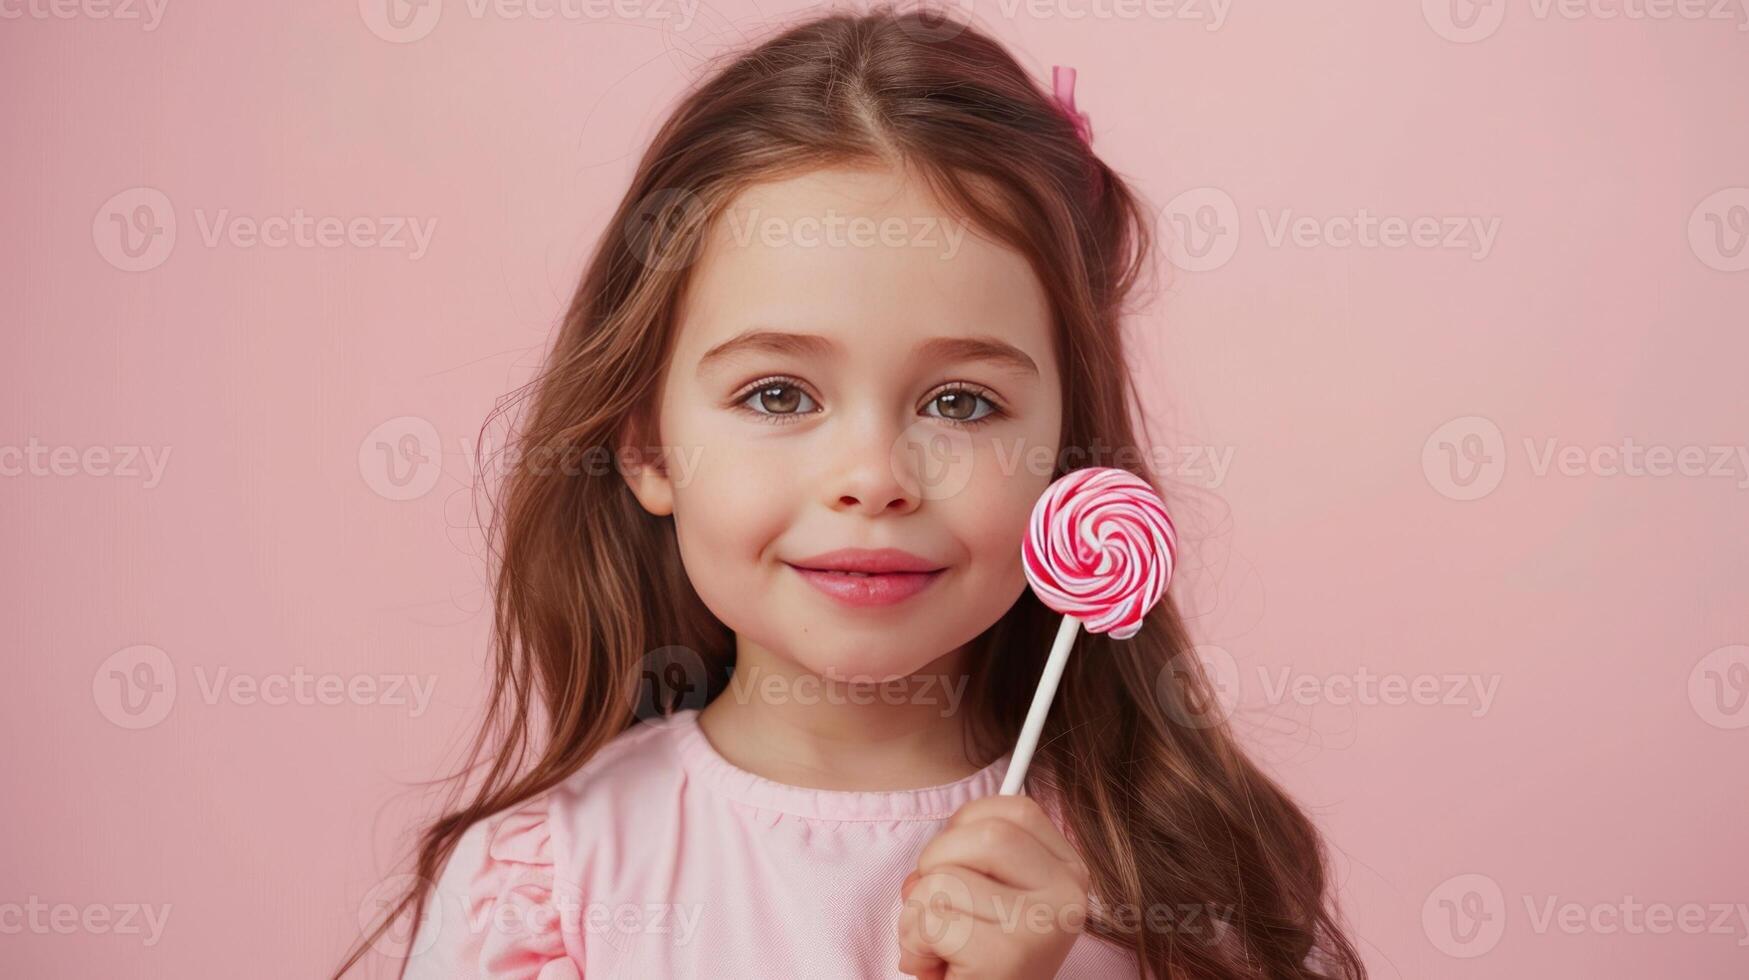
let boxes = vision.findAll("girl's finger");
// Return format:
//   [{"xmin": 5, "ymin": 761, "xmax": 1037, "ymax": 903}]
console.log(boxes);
[
  {"xmin": 915, "ymin": 814, "xmax": 1069, "ymax": 893},
  {"xmin": 896, "ymin": 879, "xmax": 957, "ymax": 976},
  {"xmin": 895, "ymin": 938, "xmax": 945, "ymax": 980},
  {"xmin": 904, "ymin": 861, "xmax": 1082, "ymax": 946},
  {"xmin": 945, "ymin": 794, "xmax": 1085, "ymax": 870},
  {"xmin": 899, "ymin": 865, "xmax": 1052, "ymax": 977}
]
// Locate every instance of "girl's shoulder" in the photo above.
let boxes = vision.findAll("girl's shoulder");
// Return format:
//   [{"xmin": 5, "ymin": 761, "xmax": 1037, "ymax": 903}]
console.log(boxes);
[
  {"xmin": 401, "ymin": 712, "xmax": 696, "ymax": 978},
  {"xmin": 456, "ymin": 709, "xmax": 700, "ymax": 883}
]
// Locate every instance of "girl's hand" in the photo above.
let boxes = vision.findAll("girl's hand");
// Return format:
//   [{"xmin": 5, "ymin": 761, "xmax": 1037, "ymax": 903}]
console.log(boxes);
[{"xmin": 897, "ymin": 794, "xmax": 1091, "ymax": 979}]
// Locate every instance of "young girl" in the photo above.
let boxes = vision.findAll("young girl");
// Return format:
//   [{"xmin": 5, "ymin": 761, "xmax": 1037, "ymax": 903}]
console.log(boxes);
[{"xmin": 341, "ymin": 7, "xmax": 1365, "ymax": 978}]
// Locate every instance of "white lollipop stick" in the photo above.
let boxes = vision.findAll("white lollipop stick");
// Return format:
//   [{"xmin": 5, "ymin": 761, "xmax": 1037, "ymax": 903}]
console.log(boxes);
[{"xmin": 999, "ymin": 615, "xmax": 1080, "ymax": 795}]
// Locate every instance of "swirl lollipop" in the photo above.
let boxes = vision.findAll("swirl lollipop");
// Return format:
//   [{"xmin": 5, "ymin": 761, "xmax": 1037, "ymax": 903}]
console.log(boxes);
[{"xmin": 1000, "ymin": 467, "xmax": 1177, "ymax": 795}]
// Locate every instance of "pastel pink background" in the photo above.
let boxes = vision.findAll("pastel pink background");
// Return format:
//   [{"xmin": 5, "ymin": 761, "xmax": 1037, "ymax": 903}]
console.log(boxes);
[{"xmin": 3, "ymin": 2, "xmax": 1746, "ymax": 977}]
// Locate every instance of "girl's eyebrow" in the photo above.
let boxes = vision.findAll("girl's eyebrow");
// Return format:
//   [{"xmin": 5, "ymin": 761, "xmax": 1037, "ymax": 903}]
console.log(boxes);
[
  {"xmin": 697, "ymin": 330, "xmax": 1039, "ymax": 379},
  {"xmin": 697, "ymin": 330, "xmax": 836, "ymax": 376}
]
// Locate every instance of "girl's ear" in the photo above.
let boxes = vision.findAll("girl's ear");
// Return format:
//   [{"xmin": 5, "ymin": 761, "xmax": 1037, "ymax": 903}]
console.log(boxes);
[{"xmin": 617, "ymin": 420, "xmax": 675, "ymax": 517}]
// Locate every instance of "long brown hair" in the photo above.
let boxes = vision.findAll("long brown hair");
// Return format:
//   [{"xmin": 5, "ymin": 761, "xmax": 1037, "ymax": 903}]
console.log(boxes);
[{"xmin": 339, "ymin": 7, "xmax": 1365, "ymax": 978}]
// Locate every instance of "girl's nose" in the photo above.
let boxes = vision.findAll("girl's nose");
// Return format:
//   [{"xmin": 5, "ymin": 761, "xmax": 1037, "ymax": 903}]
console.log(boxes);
[
  {"xmin": 831, "ymin": 472, "xmax": 918, "ymax": 516},
  {"xmin": 826, "ymin": 416, "xmax": 922, "ymax": 517},
  {"xmin": 834, "ymin": 488, "xmax": 916, "ymax": 516}
]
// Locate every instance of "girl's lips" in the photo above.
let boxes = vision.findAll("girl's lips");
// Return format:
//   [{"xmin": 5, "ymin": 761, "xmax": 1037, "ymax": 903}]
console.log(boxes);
[{"xmin": 786, "ymin": 564, "xmax": 946, "ymax": 607}]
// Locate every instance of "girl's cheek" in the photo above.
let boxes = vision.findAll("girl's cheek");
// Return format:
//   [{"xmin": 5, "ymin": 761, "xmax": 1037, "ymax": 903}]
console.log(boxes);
[
  {"xmin": 939, "ymin": 443, "xmax": 1049, "ymax": 564},
  {"xmin": 669, "ymin": 416, "xmax": 796, "ymax": 538},
  {"xmin": 971, "ymin": 437, "xmax": 1054, "ymax": 512},
  {"xmin": 692, "ymin": 426, "xmax": 799, "ymax": 499}
]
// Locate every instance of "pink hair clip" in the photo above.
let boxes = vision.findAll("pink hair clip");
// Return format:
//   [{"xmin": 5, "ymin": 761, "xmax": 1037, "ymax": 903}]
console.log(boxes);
[{"xmin": 1051, "ymin": 64, "xmax": 1094, "ymax": 146}]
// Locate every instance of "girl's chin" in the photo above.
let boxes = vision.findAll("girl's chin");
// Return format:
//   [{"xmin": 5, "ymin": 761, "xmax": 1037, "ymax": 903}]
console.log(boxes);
[{"xmin": 790, "ymin": 651, "xmax": 943, "ymax": 687}]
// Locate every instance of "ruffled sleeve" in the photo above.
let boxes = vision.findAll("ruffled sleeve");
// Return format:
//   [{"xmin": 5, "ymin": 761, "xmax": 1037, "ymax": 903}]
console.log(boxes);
[{"xmin": 403, "ymin": 797, "xmax": 579, "ymax": 980}]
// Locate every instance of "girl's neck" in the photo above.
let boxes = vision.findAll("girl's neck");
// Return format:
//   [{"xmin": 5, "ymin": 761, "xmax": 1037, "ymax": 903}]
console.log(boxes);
[{"xmin": 694, "ymin": 638, "xmax": 988, "ymax": 792}]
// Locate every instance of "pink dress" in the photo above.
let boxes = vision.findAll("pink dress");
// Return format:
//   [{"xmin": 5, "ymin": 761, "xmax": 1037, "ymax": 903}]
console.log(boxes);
[{"xmin": 405, "ymin": 707, "xmax": 1141, "ymax": 978}]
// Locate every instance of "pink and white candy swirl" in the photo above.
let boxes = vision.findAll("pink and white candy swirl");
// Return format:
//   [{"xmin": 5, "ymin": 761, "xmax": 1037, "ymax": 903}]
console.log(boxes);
[{"xmin": 1020, "ymin": 467, "xmax": 1176, "ymax": 640}]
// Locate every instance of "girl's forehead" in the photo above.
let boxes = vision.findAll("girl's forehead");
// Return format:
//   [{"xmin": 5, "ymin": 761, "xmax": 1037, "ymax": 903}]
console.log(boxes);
[{"xmin": 676, "ymin": 167, "xmax": 1053, "ymax": 367}]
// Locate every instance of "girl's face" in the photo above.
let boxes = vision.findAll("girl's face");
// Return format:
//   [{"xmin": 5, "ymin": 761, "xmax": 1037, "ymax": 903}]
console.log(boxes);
[{"xmin": 626, "ymin": 165, "xmax": 1062, "ymax": 683}]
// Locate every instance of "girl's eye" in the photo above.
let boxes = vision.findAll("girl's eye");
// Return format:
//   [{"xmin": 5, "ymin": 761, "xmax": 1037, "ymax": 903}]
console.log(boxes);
[
  {"xmin": 732, "ymin": 379, "xmax": 1005, "ymax": 428},
  {"xmin": 737, "ymin": 380, "xmax": 818, "ymax": 420},
  {"xmin": 923, "ymin": 386, "xmax": 1004, "ymax": 427}
]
